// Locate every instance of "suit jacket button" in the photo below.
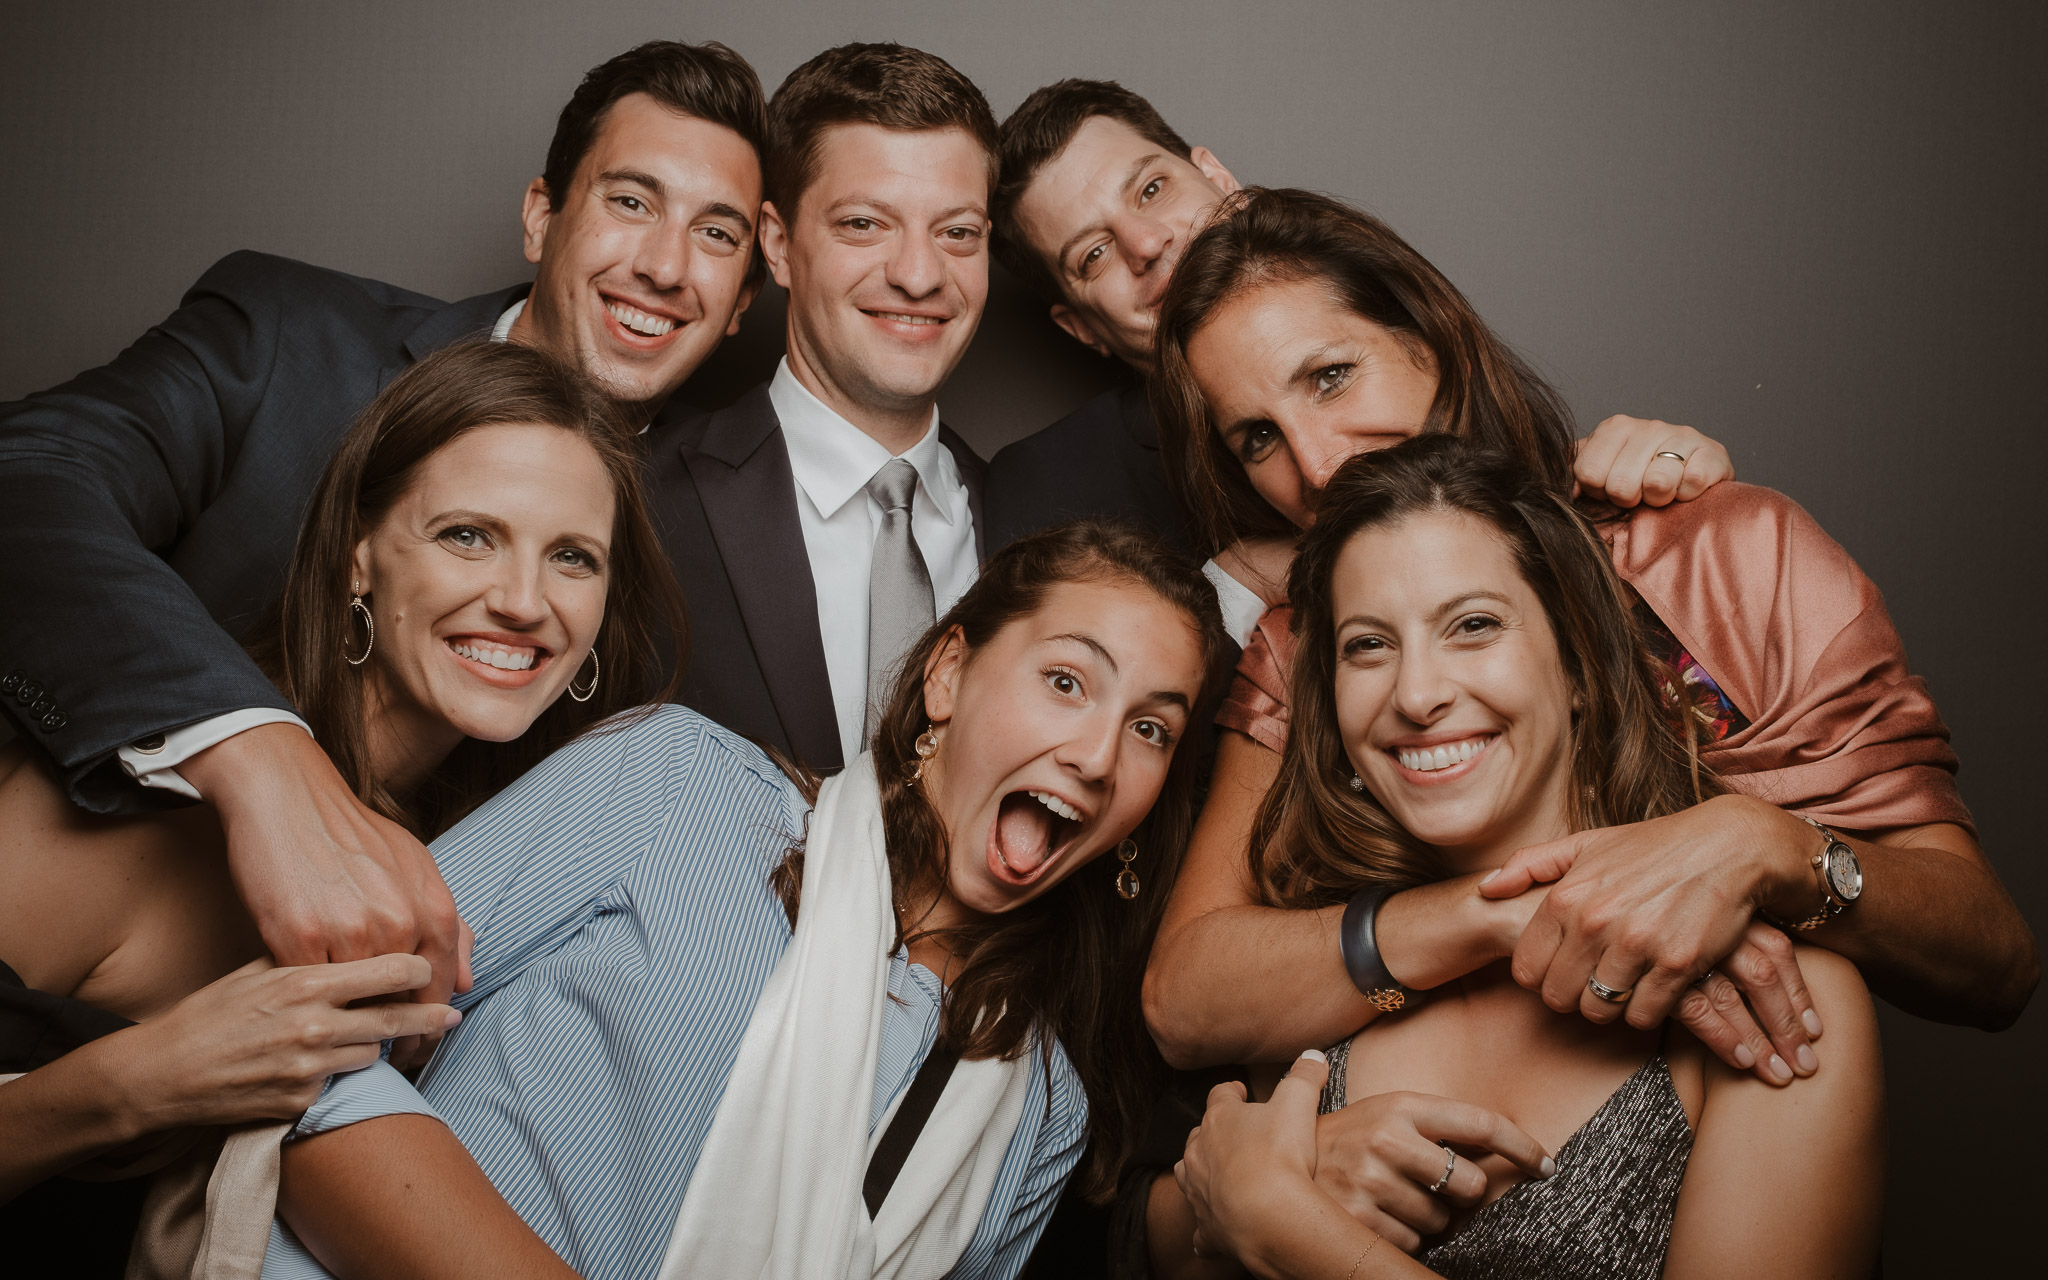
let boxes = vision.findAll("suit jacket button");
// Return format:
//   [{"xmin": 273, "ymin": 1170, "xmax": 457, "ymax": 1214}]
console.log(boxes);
[
  {"xmin": 15, "ymin": 681, "xmax": 41, "ymax": 705},
  {"xmin": 132, "ymin": 733, "xmax": 166, "ymax": 753},
  {"xmin": 41, "ymin": 712, "xmax": 66, "ymax": 732},
  {"xmin": 30, "ymin": 696, "xmax": 55, "ymax": 717},
  {"xmin": 0, "ymin": 670, "xmax": 20, "ymax": 694}
]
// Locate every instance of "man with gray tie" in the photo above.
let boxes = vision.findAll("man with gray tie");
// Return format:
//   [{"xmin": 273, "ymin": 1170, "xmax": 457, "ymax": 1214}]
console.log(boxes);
[{"xmin": 648, "ymin": 42, "xmax": 995, "ymax": 771}]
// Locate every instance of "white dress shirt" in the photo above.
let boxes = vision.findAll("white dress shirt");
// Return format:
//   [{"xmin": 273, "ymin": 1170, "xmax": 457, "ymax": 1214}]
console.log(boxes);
[{"xmin": 769, "ymin": 359, "xmax": 978, "ymax": 764}]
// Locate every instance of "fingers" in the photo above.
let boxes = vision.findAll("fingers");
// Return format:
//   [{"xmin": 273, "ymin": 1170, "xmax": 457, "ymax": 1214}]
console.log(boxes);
[
  {"xmin": 1675, "ymin": 435, "xmax": 1734, "ymax": 501},
  {"xmin": 1723, "ymin": 928, "xmax": 1818, "ymax": 1078},
  {"xmin": 1271, "ymin": 1050, "xmax": 1329, "ymax": 1111},
  {"xmin": 332, "ymin": 999, "xmax": 462, "ymax": 1048},
  {"xmin": 298, "ymin": 952, "xmax": 434, "ymax": 1004},
  {"xmin": 1410, "ymin": 1097, "xmax": 1553, "ymax": 1181},
  {"xmin": 1205, "ymin": 1080, "xmax": 1249, "ymax": 1110},
  {"xmin": 1673, "ymin": 970, "xmax": 1790, "ymax": 1084},
  {"xmin": 455, "ymin": 917, "xmax": 477, "ymax": 996},
  {"xmin": 1479, "ymin": 834, "xmax": 1581, "ymax": 899},
  {"xmin": 1576, "ymin": 416, "xmax": 1729, "ymax": 508}
]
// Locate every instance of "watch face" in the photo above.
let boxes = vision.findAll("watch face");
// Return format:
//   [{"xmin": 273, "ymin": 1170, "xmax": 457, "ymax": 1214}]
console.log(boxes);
[{"xmin": 1825, "ymin": 844, "xmax": 1863, "ymax": 901}]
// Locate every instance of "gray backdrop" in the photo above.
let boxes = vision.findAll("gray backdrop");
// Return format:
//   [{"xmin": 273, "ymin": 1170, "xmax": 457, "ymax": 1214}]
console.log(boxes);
[{"xmin": 4, "ymin": 0, "xmax": 2042, "ymax": 1268}]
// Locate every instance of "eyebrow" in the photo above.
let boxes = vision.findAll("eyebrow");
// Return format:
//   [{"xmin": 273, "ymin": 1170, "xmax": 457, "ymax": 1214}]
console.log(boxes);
[
  {"xmin": 1336, "ymin": 590, "xmax": 1515, "ymax": 633},
  {"xmin": 1054, "ymin": 152, "xmax": 1162, "ymax": 277},
  {"xmin": 1047, "ymin": 631, "xmax": 1118, "ymax": 674},
  {"xmin": 704, "ymin": 201, "xmax": 755, "ymax": 233},
  {"xmin": 597, "ymin": 168, "xmax": 665, "ymax": 196}
]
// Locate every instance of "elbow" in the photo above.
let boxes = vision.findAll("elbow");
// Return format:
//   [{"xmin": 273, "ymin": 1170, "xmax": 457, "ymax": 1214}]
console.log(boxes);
[
  {"xmin": 1142, "ymin": 952, "xmax": 1223, "ymax": 1071},
  {"xmin": 1978, "ymin": 931, "xmax": 2040, "ymax": 1032}
]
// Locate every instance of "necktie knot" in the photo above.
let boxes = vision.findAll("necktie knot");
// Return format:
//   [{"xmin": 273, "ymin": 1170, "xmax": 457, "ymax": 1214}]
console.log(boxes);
[{"xmin": 865, "ymin": 457, "xmax": 919, "ymax": 513}]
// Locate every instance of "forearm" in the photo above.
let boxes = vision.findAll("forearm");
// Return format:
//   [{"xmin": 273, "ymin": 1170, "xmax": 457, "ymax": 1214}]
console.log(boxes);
[
  {"xmin": 1776, "ymin": 825, "xmax": 2038, "ymax": 1028},
  {"xmin": 0, "ymin": 1033, "xmax": 153, "ymax": 1202},
  {"xmin": 1229, "ymin": 1186, "xmax": 1424, "ymax": 1280},
  {"xmin": 280, "ymin": 1114, "xmax": 579, "ymax": 1280}
]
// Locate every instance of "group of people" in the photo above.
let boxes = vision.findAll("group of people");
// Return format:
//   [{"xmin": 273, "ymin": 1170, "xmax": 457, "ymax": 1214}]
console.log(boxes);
[{"xmin": 0, "ymin": 36, "xmax": 2035, "ymax": 1280}]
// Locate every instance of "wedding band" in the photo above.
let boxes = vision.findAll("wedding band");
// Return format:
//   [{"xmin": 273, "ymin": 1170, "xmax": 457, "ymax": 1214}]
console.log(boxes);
[
  {"xmin": 1427, "ymin": 1143, "xmax": 1457, "ymax": 1194},
  {"xmin": 1653, "ymin": 450, "xmax": 1689, "ymax": 463},
  {"xmin": 1588, "ymin": 975, "xmax": 1634, "ymax": 1003}
]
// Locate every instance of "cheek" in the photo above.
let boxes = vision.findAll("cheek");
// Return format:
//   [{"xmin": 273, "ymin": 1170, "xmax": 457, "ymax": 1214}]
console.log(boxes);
[{"xmin": 1333, "ymin": 670, "xmax": 1389, "ymax": 753}]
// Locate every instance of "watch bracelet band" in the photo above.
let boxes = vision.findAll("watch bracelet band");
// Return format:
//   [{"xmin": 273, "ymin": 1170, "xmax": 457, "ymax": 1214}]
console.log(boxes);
[
  {"xmin": 1340, "ymin": 885, "xmax": 1418, "ymax": 1012},
  {"xmin": 1775, "ymin": 817, "xmax": 1852, "ymax": 932}
]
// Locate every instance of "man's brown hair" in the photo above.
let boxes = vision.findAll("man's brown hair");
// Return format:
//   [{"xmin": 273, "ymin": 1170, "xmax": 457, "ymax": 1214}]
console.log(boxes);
[
  {"xmin": 991, "ymin": 79, "xmax": 1193, "ymax": 302},
  {"xmin": 765, "ymin": 43, "xmax": 998, "ymax": 218}
]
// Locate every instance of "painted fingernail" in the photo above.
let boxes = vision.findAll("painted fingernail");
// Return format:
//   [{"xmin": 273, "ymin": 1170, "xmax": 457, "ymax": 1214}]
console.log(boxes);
[
  {"xmin": 1768, "ymin": 1054, "xmax": 1791, "ymax": 1083},
  {"xmin": 1733, "ymin": 1043, "xmax": 1755, "ymax": 1069},
  {"xmin": 1479, "ymin": 869, "xmax": 1500, "ymax": 887},
  {"xmin": 1802, "ymin": 1010, "xmax": 1824, "ymax": 1037},
  {"xmin": 443, "ymin": 1009, "xmax": 463, "ymax": 1028},
  {"xmin": 1540, "ymin": 1156, "xmax": 1558, "ymax": 1179},
  {"xmin": 1300, "ymin": 1048, "xmax": 1328, "ymax": 1064},
  {"xmin": 1795, "ymin": 1044, "xmax": 1818, "ymax": 1074}
]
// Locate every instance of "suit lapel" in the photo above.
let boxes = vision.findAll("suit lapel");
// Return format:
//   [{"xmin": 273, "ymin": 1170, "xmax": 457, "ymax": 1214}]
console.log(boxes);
[
  {"xmin": 678, "ymin": 385, "xmax": 843, "ymax": 771},
  {"xmin": 400, "ymin": 284, "xmax": 532, "ymax": 363},
  {"xmin": 938, "ymin": 425, "xmax": 989, "ymax": 563}
]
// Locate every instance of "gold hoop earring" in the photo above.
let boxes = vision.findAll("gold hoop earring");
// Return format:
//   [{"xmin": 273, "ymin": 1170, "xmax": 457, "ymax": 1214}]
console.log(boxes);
[
  {"xmin": 568, "ymin": 645, "xmax": 600, "ymax": 703},
  {"xmin": 906, "ymin": 724, "xmax": 939, "ymax": 786},
  {"xmin": 1114, "ymin": 838, "xmax": 1140, "ymax": 900},
  {"xmin": 343, "ymin": 594, "xmax": 374, "ymax": 666}
]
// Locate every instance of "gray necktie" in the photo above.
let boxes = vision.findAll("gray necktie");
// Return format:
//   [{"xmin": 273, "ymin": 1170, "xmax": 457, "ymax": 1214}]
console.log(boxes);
[{"xmin": 865, "ymin": 457, "xmax": 935, "ymax": 739}]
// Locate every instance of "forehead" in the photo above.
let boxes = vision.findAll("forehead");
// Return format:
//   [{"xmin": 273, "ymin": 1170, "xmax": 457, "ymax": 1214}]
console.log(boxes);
[
  {"xmin": 396, "ymin": 423, "xmax": 615, "ymax": 529},
  {"xmin": 577, "ymin": 92, "xmax": 763, "ymax": 202},
  {"xmin": 997, "ymin": 576, "xmax": 1205, "ymax": 691},
  {"xmin": 800, "ymin": 122, "xmax": 992, "ymax": 213},
  {"xmin": 1012, "ymin": 115, "xmax": 1190, "ymax": 257},
  {"xmin": 1189, "ymin": 279, "xmax": 1357, "ymax": 395},
  {"xmin": 1334, "ymin": 510, "xmax": 1524, "ymax": 611}
]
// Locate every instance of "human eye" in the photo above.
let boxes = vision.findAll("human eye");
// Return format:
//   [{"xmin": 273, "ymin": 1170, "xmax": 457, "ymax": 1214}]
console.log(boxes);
[
  {"xmin": 701, "ymin": 224, "xmax": 738, "ymax": 246},
  {"xmin": 437, "ymin": 525, "xmax": 491, "ymax": 553},
  {"xmin": 610, "ymin": 194, "xmax": 649, "ymax": 215},
  {"xmin": 1451, "ymin": 613, "xmax": 1504, "ymax": 640},
  {"xmin": 551, "ymin": 545, "xmax": 604, "ymax": 576},
  {"xmin": 1076, "ymin": 241, "xmax": 1110, "ymax": 278},
  {"xmin": 1138, "ymin": 176, "xmax": 1164, "ymax": 204},
  {"xmin": 1234, "ymin": 422, "xmax": 1281, "ymax": 464},
  {"xmin": 1311, "ymin": 363, "xmax": 1353, "ymax": 397},
  {"xmin": 1044, "ymin": 666, "xmax": 1084, "ymax": 698},
  {"xmin": 1132, "ymin": 717, "xmax": 1177, "ymax": 749},
  {"xmin": 1340, "ymin": 631, "xmax": 1389, "ymax": 660},
  {"xmin": 841, "ymin": 215, "xmax": 878, "ymax": 234}
]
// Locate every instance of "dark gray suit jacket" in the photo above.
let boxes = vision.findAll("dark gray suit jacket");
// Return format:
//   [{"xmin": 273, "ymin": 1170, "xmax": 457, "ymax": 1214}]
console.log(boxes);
[
  {"xmin": 0, "ymin": 251, "xmax": 526, "ymax": 812},
  {"xmin": 984, "ymin": 380, "xmax": 1197, "ymax": 557},
  {"xmin": 646, "ymin": 382, "xmax": 988, "ymax": 775}
]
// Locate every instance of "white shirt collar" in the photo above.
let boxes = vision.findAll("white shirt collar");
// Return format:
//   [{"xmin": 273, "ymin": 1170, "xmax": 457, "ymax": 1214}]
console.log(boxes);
[
  {"xmin": 769, "ymin": 358, "xmax": 956, "ymax": 524},
  {"xmin": 490, "ymin": 298, "xmax": 526, "ymax": 342}
]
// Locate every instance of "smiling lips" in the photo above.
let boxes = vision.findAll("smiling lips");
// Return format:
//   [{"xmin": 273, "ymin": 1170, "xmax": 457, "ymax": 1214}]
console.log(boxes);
[
  {"xmin": 603, "ymin": 296, "xmax": 682, "ymax": 342},
  {"xmin": 1390, "ymin": 733, "xmax": 1498, "ymax": 779},
  {"xmin": 989, "ymin": 789, "xmax": 1084, "ymax": 885},
  {"xmin": 446, "ymin": 637, "xmax": 549, "ymax": 688}
]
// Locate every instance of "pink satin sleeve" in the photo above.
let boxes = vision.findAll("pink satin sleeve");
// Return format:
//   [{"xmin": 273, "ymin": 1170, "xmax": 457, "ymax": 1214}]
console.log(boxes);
[{"xmin": 1215, "ymin": 605, "xmax": 1297, "ymax": 755}]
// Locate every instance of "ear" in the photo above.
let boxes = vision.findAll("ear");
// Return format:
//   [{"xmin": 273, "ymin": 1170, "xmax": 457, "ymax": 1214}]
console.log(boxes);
[
  {"xmin": 920, "ymin": 625, "xmax": 970, "ymax": 726},
  {"xmin": 349, "ymin": 538, "xmax": 375, "ymax": 597},
  {"xmin": 1049, "ymin": 303, "xmax": 1112, "ymax": 358},
  {"xmin": 726, "ymin": 270, "xmax": 764, "ymax": 337},
  {"xmin": 519, "ymin": 177, "xmax": 554, "ymax": 267},
  {"xmin": 1189, "ymin": 146, "xmax": 1241, "ymax": 196},
  {"xmin": 758, "ymin": 200, "xmax": 796, "ymax": 291}
]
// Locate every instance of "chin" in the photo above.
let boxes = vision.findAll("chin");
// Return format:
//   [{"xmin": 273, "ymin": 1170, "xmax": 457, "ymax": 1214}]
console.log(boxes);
[{"xmin": 447, "ymin": 701, "xmax": 556, "ymax": 745}]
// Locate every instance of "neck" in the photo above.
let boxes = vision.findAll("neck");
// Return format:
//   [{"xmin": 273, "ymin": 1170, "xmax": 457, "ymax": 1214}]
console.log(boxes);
[
  {"xmin": 360, "ymin": 670, "xmax": 465, "ymax": 800},
  {"xmin": 783, "ymin": 333, "xmax": 937, "ymax": 456}
]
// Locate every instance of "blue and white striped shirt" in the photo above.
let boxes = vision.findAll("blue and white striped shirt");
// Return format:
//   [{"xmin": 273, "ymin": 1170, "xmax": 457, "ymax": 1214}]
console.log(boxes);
[{"xmin": 261, "ymin": 707, "xmax": 1087, "ymax": 1278}]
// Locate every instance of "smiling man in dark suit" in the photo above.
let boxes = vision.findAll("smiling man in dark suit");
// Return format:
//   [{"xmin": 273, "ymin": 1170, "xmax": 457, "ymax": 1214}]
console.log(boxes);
[
  {"xmin": 651, "ymin": 42, "xmax": 998, "ymax": 773},
  {"xmin": 0, "ymin": 41, "xmax": 768, "ymax": 1017}
]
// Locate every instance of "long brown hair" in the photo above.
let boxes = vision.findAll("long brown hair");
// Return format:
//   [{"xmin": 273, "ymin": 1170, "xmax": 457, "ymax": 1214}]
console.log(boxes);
[
  {"xmin": 1251, "ymin": 435, "xmax": 1718, "ymax": 908},
  {"xmin": 1152, "ymin": 186, "xmax": 1581, "ymax": 554},
  {"xmin": 772, "ymin": 520, "xmax": 1234, "ymax": 1201},
  {"xmin": 246, "ymin": 340, "xmax": 687, "ymax": 837}
]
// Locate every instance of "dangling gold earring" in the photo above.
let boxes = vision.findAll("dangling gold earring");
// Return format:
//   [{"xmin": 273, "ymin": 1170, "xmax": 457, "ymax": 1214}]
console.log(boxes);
[
  {"xmin": 1114, "ymin": 838, "xmax": 1140, "ymax": 900},
  {"xmin": 906, "ymin": 724, "xmax": 939, "ymax": 786},
  {"xmin": 568, "ymin": 643, "xmax": 600, "ymax": 702},
  {"xmin": 343, "ymin": 588, "xmax": 374, "ymax": 666}
]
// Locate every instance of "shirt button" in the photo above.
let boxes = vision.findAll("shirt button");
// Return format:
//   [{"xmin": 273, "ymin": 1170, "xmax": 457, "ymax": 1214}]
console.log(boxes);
[
  {"xmin": 41, "ymin": 712, "xmax": 67, "ymax": 733},
  {"xmin": 30, "ymin": 696, "xmax": 55, "ymax": 717},
  {"xmin": 132, "ymin": 734, "xmax": 166, "ymax": 753}
]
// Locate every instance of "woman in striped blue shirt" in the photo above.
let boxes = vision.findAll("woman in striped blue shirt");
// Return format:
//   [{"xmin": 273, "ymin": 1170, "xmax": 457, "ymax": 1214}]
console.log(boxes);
[{"xmin": 264, "ymin": 521, "xmax": 1235, "ymax": 1280}]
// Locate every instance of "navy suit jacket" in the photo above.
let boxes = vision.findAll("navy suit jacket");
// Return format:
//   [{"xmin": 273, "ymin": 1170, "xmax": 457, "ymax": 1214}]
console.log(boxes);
[
  {"xmin": 984, "ymin": 379, "xmax": 1196, "ymax": 557},
  {"xmin": 645, "ymin": 382, "xmax": 988, "ymax": 775},
  {"xmin": 0, "ymin": 252, "xmax": 525, "ymax": 812}
]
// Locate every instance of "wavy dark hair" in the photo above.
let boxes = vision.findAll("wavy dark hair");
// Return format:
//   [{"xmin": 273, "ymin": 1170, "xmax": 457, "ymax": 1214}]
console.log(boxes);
[
  {"xmin": 771, "ymin": 520, "xmax": 1233, "ymax": 1201},
  {"xmin": 1251, "ymin": 435, "xmax": 1718, "ymax": 907},
  {"xmin": 245, "ymin": 340, "xmax": 687, "ymax": 837},
  {"xmin": 1152, "ymin": 186, "xmax": 1581, "ymax": 554}
]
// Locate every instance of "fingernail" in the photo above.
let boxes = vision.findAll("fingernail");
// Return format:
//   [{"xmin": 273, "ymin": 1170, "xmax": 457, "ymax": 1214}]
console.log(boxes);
[
  {"xmin": 1299, "ymin": 1048, "xmax": 1327, "ymax": 1064},
  {"xmin": 443, "ymin": 1009, "xmax": 463, "ymax": 1028},
  {"xmin": 1540, "ymin": 1156, "xmax": 1557, "ymax": 1179},
  {"xmin": 1768, "ymin": 1054, "xmax": 1791, "ymax": 1083},
  {"xmin": 1795, "ymin": 1044, "xmax": 1818, "ymax": 1074},
  {"xmin": 1479, "ymin": 869, "xmax": 1499, "ymax": 887},
  {"xmin": 1733, "ymin": 1043, "xmax": 1755, "ymax": 1068},
  {"xmin": 1802, "ymin": 1009, "xmax": 1824, "ymax": 1037}
]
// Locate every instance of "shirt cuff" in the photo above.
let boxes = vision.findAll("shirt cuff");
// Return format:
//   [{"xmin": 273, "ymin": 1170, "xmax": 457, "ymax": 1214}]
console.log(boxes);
[
  {"xmin": 116, "ymin": 709, "xmax": 313, "ymax": 801},
  {"xmin": 1203, "ymin": 559, "xmax": 1270, "ymax": 650},
  {"xmin": 294, "ymin": 1058, "xmax": 444, "ymax": 1140}
]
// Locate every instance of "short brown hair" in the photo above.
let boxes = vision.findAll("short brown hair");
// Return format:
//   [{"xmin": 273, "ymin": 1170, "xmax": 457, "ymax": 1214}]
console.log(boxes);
[
  {"xmin": 992, "ymin": 79, "xmax": 1193, "ymax": 302},
  {"xmin": 541, "ymin": 41, "xmax": 769, "ymax": 286},
  {"xmin": 1153, "ymin": 187, "xmax": 1580, "ymax": 553},
  {"xmin": 764, "ymin": 43, "xmax": 998, "ymax": 218}
]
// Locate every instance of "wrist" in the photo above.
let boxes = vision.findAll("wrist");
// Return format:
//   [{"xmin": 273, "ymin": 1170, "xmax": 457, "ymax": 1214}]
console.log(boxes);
[
  {"xmin": 1730, "ymin": 795, "xmax": 1827, "ymax": 920},
  {"xmin": 180, "ymin": 720, "xmax": 316, "ymax": 814},
  {"xmin": 64, "ymin": 1028, "xmax": 165, "ymax": 1144}
]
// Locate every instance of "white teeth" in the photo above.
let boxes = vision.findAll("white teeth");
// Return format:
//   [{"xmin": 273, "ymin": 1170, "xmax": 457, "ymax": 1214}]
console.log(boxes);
[
  {"xmin": 606, "ymin": 300, "xmax": 676, "ymax": 337},
  {"xmin": 871, "ymin": 311, "xmax": 941, "ymax": 325},
  {"xmin": 1029, "ymin": 790, "xmax": 1081, "ymax": 822},
  {"xmin": 450, "ymin": 640, "xmax": 537, "ymax": 672},
  {"xmin": 1396, "ymin": 736, "xmax": 1492, "ymax": 773}
]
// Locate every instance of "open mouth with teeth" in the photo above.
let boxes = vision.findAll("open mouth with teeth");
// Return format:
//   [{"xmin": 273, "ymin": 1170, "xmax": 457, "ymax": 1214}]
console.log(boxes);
[
  {"xmin": 446, "ymin": 637, "xmax": 549, "ymax": 678},
  {"xmin": 604, "ymin": 297, "xmax": 679, "ymax": 340},
  {"xmin": 1390, "ymin": 734, "xmax": 1498, "ymax": 777},
  {"xmin": 862, "ymin": 308, "xmax": 948, "ymax": 332},
  {"xmin": 987, "ymin": 788, "xmax": 1086, "ymax": 887}
]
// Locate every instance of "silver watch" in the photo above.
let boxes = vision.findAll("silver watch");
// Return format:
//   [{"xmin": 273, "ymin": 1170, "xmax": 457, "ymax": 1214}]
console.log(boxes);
[{"xmin": 1786, "ymin": 818, "xmax": 1861, "ymax": 931}]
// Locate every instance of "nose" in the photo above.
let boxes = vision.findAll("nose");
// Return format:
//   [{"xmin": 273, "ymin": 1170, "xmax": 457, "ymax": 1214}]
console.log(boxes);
[
  {"xmin": 485, "ymin": 558, "xmax": 551, "ymax": 628},
  {"xmin": 1390, "ymin": 645, "xmax": 1456, "ymax": 728},
  {"xmin": 632, "ymin": 218, "xmax": 692, "ymax": 294},
  {"xmin": 884, "ymin": 229, "xmax": 944, "ymax": 300},
  {"xmin": 1054, "ymin": 707, "xmax": 1123, "ymax": 785},
  {"xmin": 1291, "ymin": 426, "xmax": 1357, "ymax": 495}
]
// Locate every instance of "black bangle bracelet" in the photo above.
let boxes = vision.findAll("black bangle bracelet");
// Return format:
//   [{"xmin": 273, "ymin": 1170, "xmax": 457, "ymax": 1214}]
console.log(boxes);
[{"xmin": 1340, "ymin": 885, "xmax": 1417, "ymax": 1012}]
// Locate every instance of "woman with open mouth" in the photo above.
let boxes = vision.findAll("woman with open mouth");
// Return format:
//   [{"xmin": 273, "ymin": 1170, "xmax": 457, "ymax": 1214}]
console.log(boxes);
[
  {"xmin": 236, "ymin": 519, "xmax": 1233, "ymax": 1279},
  {"xmin": 0, "ymin": 339, "xmax": 684, "ymax": 1264},
  {"xmin": 1161, "ymin": 435, "xmax": 1888, "ymax": 1278}
]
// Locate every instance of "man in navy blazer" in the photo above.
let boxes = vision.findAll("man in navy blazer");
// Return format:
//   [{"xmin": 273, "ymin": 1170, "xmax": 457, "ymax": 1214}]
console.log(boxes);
[{"xmin": 0, "ymin": 41, "xmax": 769, "ymax": 1009}]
